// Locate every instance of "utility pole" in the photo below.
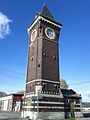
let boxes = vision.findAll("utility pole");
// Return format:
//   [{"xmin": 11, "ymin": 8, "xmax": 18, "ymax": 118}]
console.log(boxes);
[{"xmin": 37, "ymin": 90, "xmax": 39, "ymax": 119}]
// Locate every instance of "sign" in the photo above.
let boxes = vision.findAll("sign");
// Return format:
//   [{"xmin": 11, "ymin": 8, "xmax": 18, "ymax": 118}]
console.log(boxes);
[{"xmin": 32, "ymin": 96, "xmax": 43, "ymax": 100}]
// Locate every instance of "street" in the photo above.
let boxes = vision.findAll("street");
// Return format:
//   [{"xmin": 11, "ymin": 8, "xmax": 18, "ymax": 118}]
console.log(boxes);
[
  {"xmin": 0, "ymin": 111, "xmax": 21, "ymax": 120},
  {"xmin": 0, "ymin": 111, "xmax": 90, "ymax": 120}
]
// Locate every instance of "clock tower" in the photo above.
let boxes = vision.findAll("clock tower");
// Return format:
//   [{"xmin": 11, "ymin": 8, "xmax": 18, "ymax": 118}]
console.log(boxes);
[{"xmin": 22, "ymin": 5, "xmax": 64, "ymax": 120}]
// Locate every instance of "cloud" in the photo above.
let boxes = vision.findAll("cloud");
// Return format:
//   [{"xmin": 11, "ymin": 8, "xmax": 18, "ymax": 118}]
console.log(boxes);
[
  {"xmin": 81, "ymin": 89, "xmax": 90, "ymax": 102},
  {"xmin": 0, "ymin": 12, "xmax": 12, "ymax": 39},
  {"xmin": 82, "ymin": 94, "xmax": 90, "ymax": 102},
  {"xmin": 87, "ymin": 93, "xmax": 90, "ymax": 98}
]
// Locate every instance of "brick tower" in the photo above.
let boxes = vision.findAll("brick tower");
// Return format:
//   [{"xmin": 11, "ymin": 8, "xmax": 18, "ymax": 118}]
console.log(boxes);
[{"xmin": 22, "ymin": 5, "xmax": 64, "ymax": 120}]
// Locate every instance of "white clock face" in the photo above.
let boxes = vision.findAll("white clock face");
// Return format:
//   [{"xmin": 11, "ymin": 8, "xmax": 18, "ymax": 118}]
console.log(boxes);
[
  {"xmin": 45, "ymin": 27, "xmax": 55, "ymax": 39},
  {"xmin": 31, "ymin": 29, "xmax": 37, "ymax": 42}
]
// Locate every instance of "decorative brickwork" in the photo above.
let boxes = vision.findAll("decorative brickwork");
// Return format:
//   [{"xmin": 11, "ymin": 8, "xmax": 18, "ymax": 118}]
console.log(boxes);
[{"xmin": 21, "ymin": 5, "xmax": 82, "ymax": 120}]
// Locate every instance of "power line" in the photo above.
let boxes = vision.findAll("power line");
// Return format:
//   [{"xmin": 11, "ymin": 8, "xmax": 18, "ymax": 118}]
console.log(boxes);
[
  {"xmin": 0, "ymin": 67, "xmax": 90, "ymax": 86},
  {"xmin": 0, "ymin": 66, "xmax": 26, "ymax": 76},
  {"xmin": 69, "ymin": 81, "xmax": 90, "ymax": 85},
  {"xmin": 0, "ymin": 66, "xmax": 26, "ymax": 79}
]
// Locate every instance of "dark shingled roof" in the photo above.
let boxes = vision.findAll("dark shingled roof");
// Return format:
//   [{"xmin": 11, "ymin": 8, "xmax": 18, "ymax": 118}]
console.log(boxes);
[
  {"xmin": 61, "ymin": 89, "xmax": 81, "ymax": 99},
  {"xmin": 61, "ymin": 89, "xmax": 76, "ymax": 96},
  {"xmin": 37, "ymin": 4, "xmax": 62, "ymax": 26},
  {"xmin": 40, "ymin": 4, "xmax": 55, "ymax": 21},
  {"xmin": 28, "ymin": 4, "xmax": 62, "ymax": 30}
]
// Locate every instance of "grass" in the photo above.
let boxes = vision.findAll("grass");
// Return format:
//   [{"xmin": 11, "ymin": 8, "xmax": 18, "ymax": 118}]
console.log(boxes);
[{"xmin": 65, "ymin": 117, "xmax": 76, "ymax": 120}]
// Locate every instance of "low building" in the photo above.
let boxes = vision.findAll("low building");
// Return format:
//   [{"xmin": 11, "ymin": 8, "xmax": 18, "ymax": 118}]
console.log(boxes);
[
  {"xmin": 61, "ymin": 89, "xmax": 83, "ymax": 118},
  {"xmin": 0, "ymin": 94, "xmax": 23, "ymax": 112},
  {"xmin": 21, "ymin": 89, "xmax": 83, "ymax": 119}
]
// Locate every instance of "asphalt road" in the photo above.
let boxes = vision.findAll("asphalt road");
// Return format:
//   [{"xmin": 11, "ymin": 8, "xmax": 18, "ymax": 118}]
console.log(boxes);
[
  {"xmin": 0, "ymin": 111, "xmax": 90, "ymax": 120},
  {"xmin": 0, "ymin": 111, "xmax": 21, "ymax": 120}
]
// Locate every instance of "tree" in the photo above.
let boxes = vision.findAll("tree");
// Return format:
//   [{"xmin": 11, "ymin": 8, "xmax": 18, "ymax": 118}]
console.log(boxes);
[
  {"xmin": 16, "ymin": 90, "xmax": 24, "ymax": 94},
  {"xmin": 0, "ymin": 91, "xmax": 7, "ymax": 97},
  {"xmin": 60, "ymin": 79, "xmax": 68, "ymax": 89}
]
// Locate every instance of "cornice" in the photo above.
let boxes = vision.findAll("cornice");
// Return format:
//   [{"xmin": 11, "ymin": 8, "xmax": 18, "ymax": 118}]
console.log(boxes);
[{"xmin": 27, "ymin": 16, "xmax": 62, "ymax": 33}]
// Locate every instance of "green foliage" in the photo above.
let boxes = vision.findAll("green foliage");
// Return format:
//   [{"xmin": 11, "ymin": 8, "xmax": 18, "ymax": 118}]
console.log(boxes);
[
  {"xmin": 60, "ymin": 79, "xmax": 68, "ymax": 89},
  {"xmin": 0, "ymin": 91, "xmax": 7, "ymax": 97}
]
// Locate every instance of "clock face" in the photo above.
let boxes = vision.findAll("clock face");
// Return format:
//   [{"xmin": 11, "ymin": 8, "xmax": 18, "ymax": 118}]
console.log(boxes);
[
  {"xmin": 45, "ymin": 27, "xmax": 55, "ymax": 39},
  {"xmin": 31, "ymin": 29, "xmax": 37, "ymax": 42}
]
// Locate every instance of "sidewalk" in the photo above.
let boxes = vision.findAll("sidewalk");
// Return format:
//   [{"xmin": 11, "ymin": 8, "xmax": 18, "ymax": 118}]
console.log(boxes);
[
  {"xmin": 0, "ymin": 112, "xmax": 90, "ymax": 120},
  {"xmin": 75, "ymin": 118, "xmax": 90, "ymax": 120},
  {"xmin": 0, "ymin": 111, "xmax": 21, "ymax": 120}
]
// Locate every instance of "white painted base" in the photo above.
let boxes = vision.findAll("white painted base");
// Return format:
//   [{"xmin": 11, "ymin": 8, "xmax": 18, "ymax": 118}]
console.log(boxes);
[
  {"xmin": 65, "ymin": 112, "xmax": 83, "ymax": 118},
  {"xmin": 75, "ymin": 112, "xmax": 83, "ymax": 118},
  {"xmin": 21, "ymin": 111, "xmax": 65, "ymax": 120}
]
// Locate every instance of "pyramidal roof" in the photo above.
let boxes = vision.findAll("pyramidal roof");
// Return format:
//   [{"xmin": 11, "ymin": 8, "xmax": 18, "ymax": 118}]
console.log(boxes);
[
  {"xmin": 28, "ymin": 4, "xmax": 62, "ymax": 30},
  {"xmin": 39, "ymin": 4, "xmax": 55, "ymax": 21}
]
